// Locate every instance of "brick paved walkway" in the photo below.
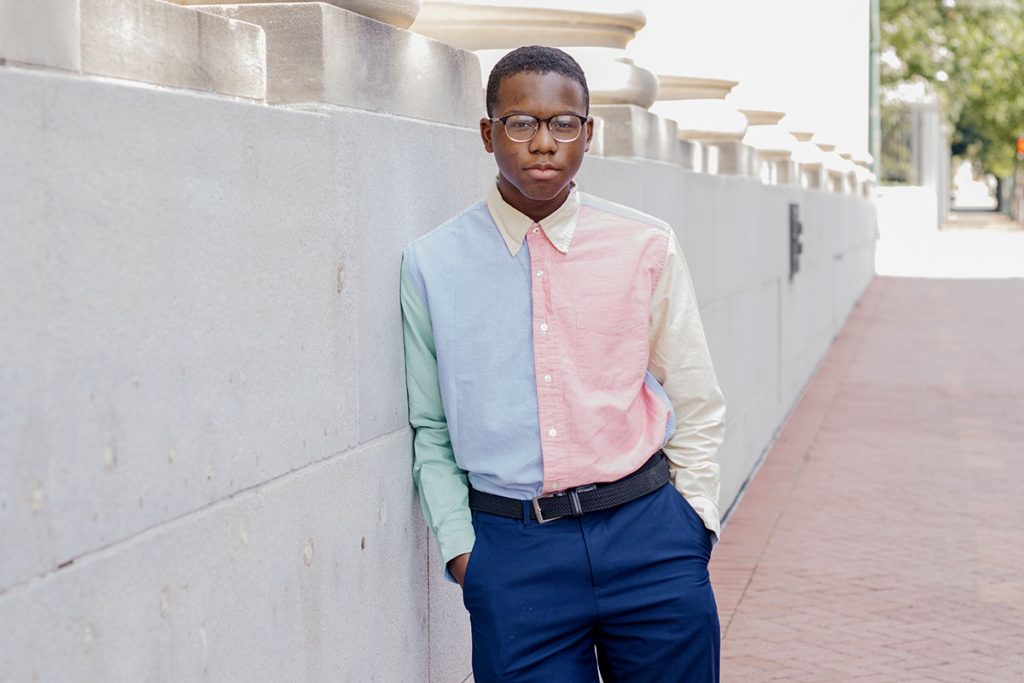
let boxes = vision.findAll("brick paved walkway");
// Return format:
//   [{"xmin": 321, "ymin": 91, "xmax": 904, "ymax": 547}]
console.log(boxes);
[{"xmin": 711, "ymin": 268, "xmax": 1024, "ymax": 680}]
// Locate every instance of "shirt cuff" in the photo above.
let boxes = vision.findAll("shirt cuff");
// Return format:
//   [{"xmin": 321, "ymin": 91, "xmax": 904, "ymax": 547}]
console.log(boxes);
[
  {"xmin": 678, "ymin": 492, "xmax": 721, "ymax": 539},
  {"xmin": 438, "ymin": 524, "xmax": 476, "ymax": 584}
]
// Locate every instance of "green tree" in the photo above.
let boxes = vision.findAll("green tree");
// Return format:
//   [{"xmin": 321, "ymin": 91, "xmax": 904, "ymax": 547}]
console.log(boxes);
[{"xmin": 881, "ymin": 0, "xmax": 1024, "ymax": 178}]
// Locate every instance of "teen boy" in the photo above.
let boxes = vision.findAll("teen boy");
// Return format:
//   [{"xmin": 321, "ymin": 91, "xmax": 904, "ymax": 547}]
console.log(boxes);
[{"xmin": 400, "ymin": 45, "xmax": 726, "ymax": 682}]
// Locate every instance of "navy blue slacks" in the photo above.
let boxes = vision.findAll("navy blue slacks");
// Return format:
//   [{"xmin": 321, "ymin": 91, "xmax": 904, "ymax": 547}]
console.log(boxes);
[{"xmin": 462, "ymin": 482, "xmax": 720, "ymax": 682}]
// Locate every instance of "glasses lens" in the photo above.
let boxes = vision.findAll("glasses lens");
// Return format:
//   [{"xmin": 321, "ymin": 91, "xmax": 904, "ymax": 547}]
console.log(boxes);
[
  {"xmin": 504, "ymin": 115, "xmax": 539, "ymax": 142},
  {"xmin": 549, "ymin": 115, "xmax": 582, "ymax": 142}
]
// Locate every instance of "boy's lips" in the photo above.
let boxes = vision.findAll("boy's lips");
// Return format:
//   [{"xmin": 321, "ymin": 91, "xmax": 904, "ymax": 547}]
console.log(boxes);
[{"xmin": 525, "ymin": 166, "xmax": 560, "ymax": 180}]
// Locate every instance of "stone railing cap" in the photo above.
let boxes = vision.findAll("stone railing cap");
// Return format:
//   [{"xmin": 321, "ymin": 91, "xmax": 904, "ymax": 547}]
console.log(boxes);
[
  {"xmin": 176, "ymin": 0, "xmax": 424, "ymax": 29},
  {"xmin": 739, "ymin": 109, "xmax": 785, "ymax": 126},
  {"xmin": 655, "ymin": 75, "xmax": 738, "ymax": 101},
  {"xmin": 412, "ymin": 1, "xmax": 645, "ymax": 50}
]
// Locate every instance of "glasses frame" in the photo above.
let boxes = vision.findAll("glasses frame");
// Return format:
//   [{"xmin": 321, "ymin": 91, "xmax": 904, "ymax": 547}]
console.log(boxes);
[{"xmin": 492, "ymin": 113, "xmax": 590, "ymax": 143}]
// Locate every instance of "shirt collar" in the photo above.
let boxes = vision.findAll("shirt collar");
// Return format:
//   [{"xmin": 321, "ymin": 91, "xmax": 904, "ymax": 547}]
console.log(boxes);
[{"xmin": 486, "ymin": 179, "xmax": 580, "ymax": 256}]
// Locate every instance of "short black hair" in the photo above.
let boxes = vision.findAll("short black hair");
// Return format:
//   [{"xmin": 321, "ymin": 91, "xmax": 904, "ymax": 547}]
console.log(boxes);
[{"xmin": 485, "ymin": 45, "xmax": 590, "ymax": 119}]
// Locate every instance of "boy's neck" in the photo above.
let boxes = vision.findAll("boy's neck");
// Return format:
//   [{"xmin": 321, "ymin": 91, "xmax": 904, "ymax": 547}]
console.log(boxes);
[{"xmin": 496, "ymin": 176, "xmax": 574, "ymax": 224}]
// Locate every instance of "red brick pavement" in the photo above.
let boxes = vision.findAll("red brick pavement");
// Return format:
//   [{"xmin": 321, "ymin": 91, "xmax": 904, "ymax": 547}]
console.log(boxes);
[{"xmin": 711, "ymin": 276, "xmax": 1024, "ymax": 682}]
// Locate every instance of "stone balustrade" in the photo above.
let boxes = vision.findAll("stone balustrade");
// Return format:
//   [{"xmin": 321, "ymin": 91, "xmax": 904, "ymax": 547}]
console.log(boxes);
[
  {"xmin": 0, "ymin": 0, "xmax": 876, "ymax": 186},
  {"xmin": 0, "ymin": 0, "xmax": 481, "ymax": 125}
]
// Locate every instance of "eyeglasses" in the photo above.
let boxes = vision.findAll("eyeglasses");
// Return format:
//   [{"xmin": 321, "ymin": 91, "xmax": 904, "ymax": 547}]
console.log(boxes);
[{"xmin": 492, "ymin": 114, "xmax": 589, "ymax": 143}]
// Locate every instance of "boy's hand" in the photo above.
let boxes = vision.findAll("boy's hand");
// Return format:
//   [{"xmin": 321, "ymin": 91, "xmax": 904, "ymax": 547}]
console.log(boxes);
[{"xmin": 448, "ymin": 553, "xmax": 471, "ymax": 586}]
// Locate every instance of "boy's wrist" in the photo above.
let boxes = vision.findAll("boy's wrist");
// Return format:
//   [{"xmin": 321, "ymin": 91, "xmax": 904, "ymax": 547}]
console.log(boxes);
[{"xmin": 447, "ymin": 553, "xmax": 471, "ymax": 586}]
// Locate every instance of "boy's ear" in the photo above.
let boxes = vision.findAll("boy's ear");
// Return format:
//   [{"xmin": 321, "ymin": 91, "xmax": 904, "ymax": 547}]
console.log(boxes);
[
  {"xmin": 480, "ymin": 117, "xmax": 495, "ymax": 153},
  {"xmin": 584, "ymin": 116, "xmax": 594, "ymax": 153}
]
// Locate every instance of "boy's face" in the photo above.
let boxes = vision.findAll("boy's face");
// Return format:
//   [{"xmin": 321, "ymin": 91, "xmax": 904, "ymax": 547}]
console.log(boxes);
[{"xmin": 481, "ymin": 70, "xmax": 593, "ymax": 221}]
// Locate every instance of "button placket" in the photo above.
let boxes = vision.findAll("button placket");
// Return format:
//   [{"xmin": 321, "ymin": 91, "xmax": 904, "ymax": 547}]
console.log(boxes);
[{"xmin": 528, "ymin": 225, "xmax": 566, "ymax": 490}]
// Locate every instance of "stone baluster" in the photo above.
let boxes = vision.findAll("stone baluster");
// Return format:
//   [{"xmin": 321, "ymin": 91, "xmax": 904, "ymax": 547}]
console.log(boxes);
[
  {"xmin": 649, "ymin": 75, "xmax": 752, "ymax": 175},
  {"xmin": 740, "ymin": 109, "xmax": 799, "ymax": 185},
  {"xmin": 852, "ymin": 150, "xmax": 876, "ymax": 197},
  {"xmin": 411, "ymin": 0, "xmax": 682, "ymax": 163},
  {"xmin": 789, "ymin": 130, "xmax": 826, "ymax": 190},
  {"xmin": 837, "ymin": 148, "xmax": 860, "ymax": 195},
  {"xmin": 814, "ymin": 140, "xmax": 849, "ymax": 193}
]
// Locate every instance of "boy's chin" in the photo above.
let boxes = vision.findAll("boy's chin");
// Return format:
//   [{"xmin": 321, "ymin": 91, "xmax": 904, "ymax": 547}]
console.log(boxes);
[{"xmin": 518, "ymin": 180, "xmax": 572, "ymax": 203}]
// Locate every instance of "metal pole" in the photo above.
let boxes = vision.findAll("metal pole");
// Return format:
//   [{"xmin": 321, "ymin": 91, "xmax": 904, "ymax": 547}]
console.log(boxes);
[{"xmin": 869, "ymin": 0, "xmax": 881, "ymax": 176}]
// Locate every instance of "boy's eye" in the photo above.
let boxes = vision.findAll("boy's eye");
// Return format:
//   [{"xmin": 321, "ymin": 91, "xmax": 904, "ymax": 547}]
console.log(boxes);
[{"xmin": 507, "ymin": 119, "xmax": 536, "ymax": 130}]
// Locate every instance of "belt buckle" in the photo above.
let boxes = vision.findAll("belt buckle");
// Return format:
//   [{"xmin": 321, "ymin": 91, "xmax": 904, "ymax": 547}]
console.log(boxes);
[{"xmin": 531, "ymin": 492, "xmax": 563, "ymax": 524}]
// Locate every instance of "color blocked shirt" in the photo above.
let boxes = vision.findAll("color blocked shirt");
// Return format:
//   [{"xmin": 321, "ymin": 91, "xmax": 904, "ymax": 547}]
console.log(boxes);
[{"xmin": 401, "ymin": 182, "xmax": 726, "ymax": 574}]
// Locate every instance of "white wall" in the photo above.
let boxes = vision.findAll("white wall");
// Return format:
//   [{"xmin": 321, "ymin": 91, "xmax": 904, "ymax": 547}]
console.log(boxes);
[{"xmin": 0, "ymin": 65, "xmax": 875, "ymax": 682}]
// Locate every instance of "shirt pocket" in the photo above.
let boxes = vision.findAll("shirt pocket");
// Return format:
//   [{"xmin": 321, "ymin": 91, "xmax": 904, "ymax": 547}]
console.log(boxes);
[{"xmin": 575, "ymin": 306, "xmax": 648, "ymax": 389}]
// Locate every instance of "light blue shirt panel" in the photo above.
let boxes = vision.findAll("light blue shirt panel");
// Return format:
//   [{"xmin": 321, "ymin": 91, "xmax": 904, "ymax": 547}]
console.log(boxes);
[{"xmin": 406, "ymin": 203, "xmax": 545, "ymax": 499}]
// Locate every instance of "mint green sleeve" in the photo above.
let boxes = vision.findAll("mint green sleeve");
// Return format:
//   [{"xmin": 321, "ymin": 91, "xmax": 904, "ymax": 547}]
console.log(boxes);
[{"xmin": 400, "ymin": 251, "xmax": 475, "ymax": 580}]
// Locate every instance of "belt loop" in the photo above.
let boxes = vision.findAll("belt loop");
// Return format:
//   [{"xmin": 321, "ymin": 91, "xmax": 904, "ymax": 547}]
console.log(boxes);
[
  {"xmin": 568, "ymin": 489, "xmax": 583, "ymax": 516},
  {"xmin": 521, "ymin": 499, "xmax": 532, "ymax": 525}
]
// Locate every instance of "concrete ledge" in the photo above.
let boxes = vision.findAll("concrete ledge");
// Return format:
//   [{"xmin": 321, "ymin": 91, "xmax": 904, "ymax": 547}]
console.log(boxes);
[
  {"xmin": 199, "ymin": 3, "xmax": 482, "ymax": 126},
  {"xmin": 0, "ymin": 0, "xmax": 81, "ymax": 71},
  {"xmin": 80, "ymin": 0, "xmax": 267, "ymax": 100}
]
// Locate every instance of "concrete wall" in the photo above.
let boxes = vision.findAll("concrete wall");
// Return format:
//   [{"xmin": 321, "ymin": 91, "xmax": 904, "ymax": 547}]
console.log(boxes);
[{"xmin": 0, "ymin": 65, "xmax": 876, "ymax": 682}]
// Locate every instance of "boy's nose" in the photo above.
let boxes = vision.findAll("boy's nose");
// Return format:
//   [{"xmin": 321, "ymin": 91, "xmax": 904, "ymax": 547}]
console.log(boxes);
[{"xmin": 530, "ymin": 123, "xmax": 559, "ymax": 153}]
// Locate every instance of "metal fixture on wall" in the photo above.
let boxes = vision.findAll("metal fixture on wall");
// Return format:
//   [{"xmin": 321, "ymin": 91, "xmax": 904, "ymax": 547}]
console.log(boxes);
[{"xmin": 789, "ymin": 202, "xmax": 803, "ymax": 277}]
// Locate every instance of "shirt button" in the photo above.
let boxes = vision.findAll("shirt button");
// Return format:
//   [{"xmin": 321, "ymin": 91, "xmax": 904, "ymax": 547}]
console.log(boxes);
[
  {"xmin": 548, "ymin": 428, "xmax": 557, "ymax": 437},
  {"xmin": 543, "ymin": 374, "xmax": 552, "ymax": 383},
  {"xmin": 536, "ymin": 270, "xmax": 543, "ymax": 278},
  {"xmin": 551, "ymin": 481, "xmax": 560, "ymax": 489},
  {"xmin": 539, "ymin": 322, "xmax": 548, "ymax": 332},
  {"xmin": 532, "ymin": 227, "xmax": 540, "ymax": 233}
]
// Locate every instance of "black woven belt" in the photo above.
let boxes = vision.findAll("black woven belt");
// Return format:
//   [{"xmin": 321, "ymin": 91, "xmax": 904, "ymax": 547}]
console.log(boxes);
[{"xmin": 468, "ymin": 451, "xmax": 669, "ymax": 524}]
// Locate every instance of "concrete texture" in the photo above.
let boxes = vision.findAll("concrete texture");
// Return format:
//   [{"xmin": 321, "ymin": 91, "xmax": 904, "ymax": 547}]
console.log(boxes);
[
  {"xmin": 712, "ymin": 270, "xmax": 1024, "ymax": 681},
  {"xmin": 325, "ymin": 110, "xmax": 492, "ymax": 446},
  {"xmin": 80, "ymin": 0, "xmax": 267, "ymax": 100},
  {"xmin": 0, "ymin": 64, "xmax": 876, "ymax": 680},
  {"xmin": 0, "ymin": 0, "xmax": 81, "ymax": 71},
  {"xmin": 0, "ymin": 430, "xmax": 430, "ymax": 682},
  {"xmin": 0, "ymin": 67, "xmax": 353, "ymax": 589},
  {"xmin": 199, "ymin": 3, "xmax": 482, "ymax": 126}
]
